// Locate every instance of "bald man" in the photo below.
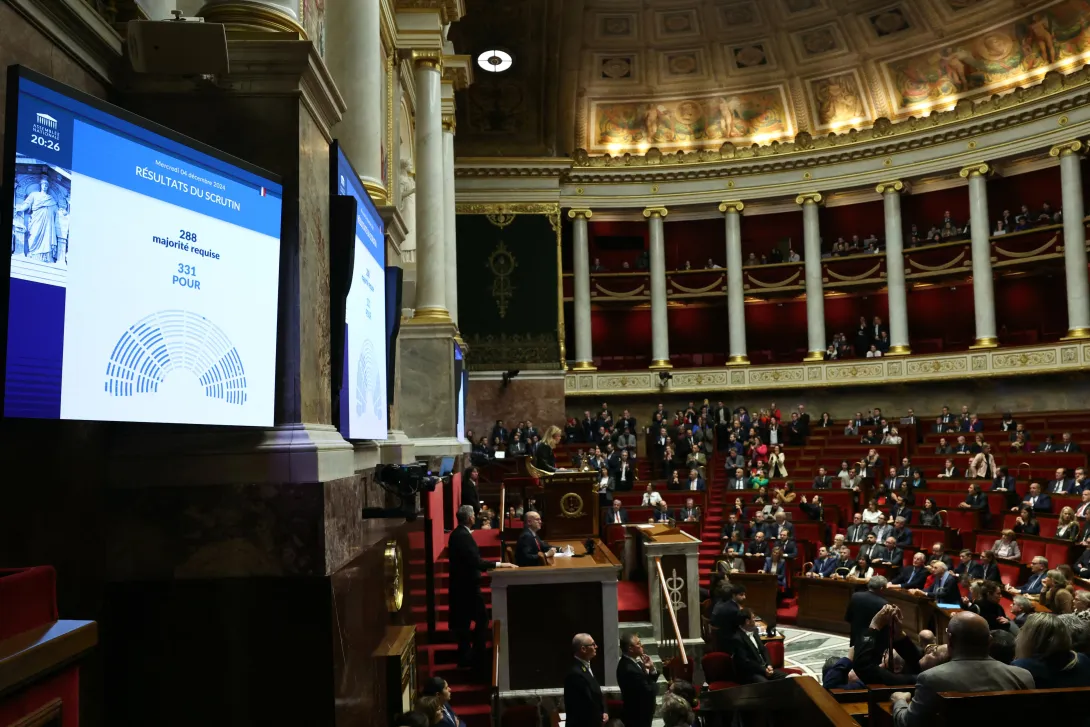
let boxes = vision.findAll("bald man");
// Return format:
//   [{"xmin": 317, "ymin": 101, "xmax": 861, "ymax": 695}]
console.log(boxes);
[
  {"xmin": 564, "ymin": 633, "xmax": 606, "ymax": 726},
  {"xmin": 515, "ymin": 511, "xmax": 555, "ymax": 566},
  {"xmin": 890, "ymin": 612, "xmax": 1034, "ymax": 727}
]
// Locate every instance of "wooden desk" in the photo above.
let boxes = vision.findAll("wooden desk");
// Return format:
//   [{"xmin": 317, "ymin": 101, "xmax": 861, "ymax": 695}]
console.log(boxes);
[
  {"xmin": 729, "ymin": 572, "xmax": 780, "ymax": 629},
  {"xmin": 795, "ymin": 577, "xmax": 860, "ymax": 635},
  {"xmin": 490, "ymin": 539, "xmax": 621, "ymax": 692},
  {"xmin": 639, "ymin": 526, "xmax": 701, "ymax": 642},
  {"xmin": 883, "ymin": 589, "xmax": 938, "ymax": 641}
]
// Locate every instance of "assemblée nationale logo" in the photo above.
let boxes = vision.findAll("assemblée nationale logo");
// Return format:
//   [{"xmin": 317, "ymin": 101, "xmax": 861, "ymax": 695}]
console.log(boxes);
[{"xmin": 32, "ymin": 112, "xmax": 60, "ymax": 141}]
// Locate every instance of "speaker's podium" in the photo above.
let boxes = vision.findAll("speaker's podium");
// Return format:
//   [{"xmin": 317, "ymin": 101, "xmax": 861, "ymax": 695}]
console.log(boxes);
[{"xmin": 492, "ymin": 461, "xmax": 620, "ymax": 693}]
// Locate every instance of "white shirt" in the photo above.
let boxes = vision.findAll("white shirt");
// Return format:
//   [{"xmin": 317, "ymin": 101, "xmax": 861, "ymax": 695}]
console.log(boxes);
[
  {"xmin": 689, "ymin": 478, "xmax": 701, "ymax": 490},
  {"xmin": 611, "ymin": 509, "xmax": 624, "ymax": 524},
  {"xmin": 862, "ymin": 509, "xmax": 882, "ymax": 524},
  {"xmin": 643, "ymin": 491, "xmax": 663, "ymax": 506},
  {"xmin": 577, "ymin": 658, "xmax": 593, "ymax": 678}
]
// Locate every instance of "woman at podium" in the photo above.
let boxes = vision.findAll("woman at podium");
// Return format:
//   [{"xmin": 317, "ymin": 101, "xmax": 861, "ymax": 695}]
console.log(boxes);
[{"xmin": 534, "ymin": 425, "xmax": 562, "ymax": 472}]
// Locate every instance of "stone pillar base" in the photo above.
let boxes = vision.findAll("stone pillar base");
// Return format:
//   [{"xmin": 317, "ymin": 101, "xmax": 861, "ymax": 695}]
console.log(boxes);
[
  {"xmin": 1062, "ymin": 327, "xmax": 1090, "ymax": 341},
  {"xmin": 886, "ymin": 345, "xmax": 912, "ymax": 356},
  {"xmin": 571, "ymin": 360, "xmax": 597, "ymax": 371},
  {"xmin": 398, "ymin": 321, "xmax": 458, "ymax": 441},
  {"xmin": 804, "ymin": 351, "xmax": 825, "ymax": 362},
  {"xmin": 970, "ymin": 337, "xmax": 999, "ymax": 349},
  {"xmin": 727, "ymin": 355, "xmax": 751, "ymax": 366},
  {"xmin": 649, "ymin": 359, "xmax": 673, "ymax": 370}
]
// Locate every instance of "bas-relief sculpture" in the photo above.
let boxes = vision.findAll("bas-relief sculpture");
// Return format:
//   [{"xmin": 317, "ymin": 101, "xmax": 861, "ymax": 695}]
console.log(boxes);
[
  {"xmin": 591, "ymin": 87, "xmax": 792, "ymax": 152},
  {"xmin": 398, "ymin": 155, "xmax": 416, "ymax": 257},
  {"xmin": 884, "ymin": 0, "xmax": 1090, "ymax": 115}
]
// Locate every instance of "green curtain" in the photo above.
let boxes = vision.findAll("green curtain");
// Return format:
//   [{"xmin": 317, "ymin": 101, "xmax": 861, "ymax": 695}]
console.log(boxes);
[{"xmin": 456, "ymin": 210, "xmax": 562, "ymax": 371}]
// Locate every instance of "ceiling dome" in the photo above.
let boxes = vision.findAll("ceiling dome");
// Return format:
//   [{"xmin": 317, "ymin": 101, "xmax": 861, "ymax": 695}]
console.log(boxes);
[{"xmin": 449, "ymin": 0, "xmax": 1090, "ymax": 157}]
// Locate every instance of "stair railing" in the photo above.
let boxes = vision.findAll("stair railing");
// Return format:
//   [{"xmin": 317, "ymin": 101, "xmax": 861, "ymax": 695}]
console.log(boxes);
[{"xmin": 654, "ymin": 555, "xmax": 688, "ymax": 678}]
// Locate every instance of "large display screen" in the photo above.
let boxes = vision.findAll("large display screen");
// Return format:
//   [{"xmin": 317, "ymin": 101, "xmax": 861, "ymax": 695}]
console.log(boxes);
[
  {"xmin": 2, "ymin": 67, "xmax": 283, "ymax": 425},
  {"xmin": 333, "ymin": 143, "xmax": 387, "ymax": 440}
]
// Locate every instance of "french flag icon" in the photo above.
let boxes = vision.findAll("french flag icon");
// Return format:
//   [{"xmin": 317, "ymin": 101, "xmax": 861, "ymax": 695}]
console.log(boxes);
[{"xmin": 260, "ymin": 187, "xmax": 267, "ymax": 197}]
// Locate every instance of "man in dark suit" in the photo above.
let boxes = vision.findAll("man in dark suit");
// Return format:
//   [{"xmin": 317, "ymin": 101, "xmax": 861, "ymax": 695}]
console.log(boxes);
[
  {"xmin": 449, "ymin": 506, "xmax": 516, "ymax": 666},
  {"xmin": 728, "ymin": 609, "xmax": 790, "ymax": 683},
  {"xmin": 1018, "ymin": 482, "xmax": 1052, "ymax": 513},
  {"xmin": 616, "ymin": 633, "xmax": 659, "ymax": 727},
  {"xmin": 889, "ymin": 552, "xmax": 929, "ymax": 589},
  {"xmin": 846, "ymin": 513, "xmax": 870, "ymax": 543},
  {"xmin": 858, "ymin": 533, "xmax": 881, "ymax": 562},
  {"xmin": 721, "ymin": 513, "xmax": 746, "ymax": 542},
  {"xmin": 679, "ymin": 497, "xmax": 701, "ymax": 522},
  {"xmin": 564, "ymin": 634, "xmax": 605, "ymax": 727},
  {"xmin": 604, "ymin": 499, "xmax": 628, "ymax": 526},
  {"xmin": 1047, "ymin": 467, "xmax": 1073, "ymax": 495},
  {"xmin": 812, "ymin": 466, "xmax": 833, "ymax": 489},
  {"xmin": 872, "ymin": 536, "xmax": 904, "ymax": 568},
  {"xmin": 515, "ymin": 511, "xmax": 556, "ymax": 567},
  {"xmin": 845, "ymin": 576, "xmax": 889, "ymax": 649},
  {"xmin": 913, "ymin": 561, "xmax": 959, "ymax": 603},
  {"xmin": 746, "ymin": 531, "xmax": 770, "ymax": 556},
  {"xmin": 890, "ymin": 517, "xmax": 913, "ymax": 548},
  {"xmin": 711, "ymin": 582, "xmax": 747, "ymax": 650},
  {"xmin": 1059, "ymin": 432, "xmax": 1081, "ymax": 453}
]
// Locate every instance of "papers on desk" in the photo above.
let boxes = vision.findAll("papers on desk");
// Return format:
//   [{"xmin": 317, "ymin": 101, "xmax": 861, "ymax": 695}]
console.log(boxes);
[
  {"xmin": 636, "ymin": 524, "xmax": 656, "ymax": 529},
  {"xmin": 937, "ymin": 602, "xmax": 963, "ymax": 610},
  {"xmin": 554, "ymin": 551, "xmax": 573, "ymax": 558}
]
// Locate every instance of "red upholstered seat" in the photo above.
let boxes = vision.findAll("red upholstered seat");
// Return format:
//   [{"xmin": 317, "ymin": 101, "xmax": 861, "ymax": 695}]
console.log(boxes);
[
  {"xmin": 606, "ymin": 699, "xmax": 623, "ymax": 719},
  {"xmin": 701, "ymin": 651, "xmax": 738, "ymax": 691},
  {"xmin": 1020, "ymin": 539, "xmax": 1047, "ymax": 564},
  {"xmin": 0, "ymin": 566, "xmax": 58, "ymax": 640}
]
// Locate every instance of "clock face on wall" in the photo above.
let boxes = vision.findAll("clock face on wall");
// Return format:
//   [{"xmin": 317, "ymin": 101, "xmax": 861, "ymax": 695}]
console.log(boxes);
[{"xmin": 384, "ymin": 540, "xmax": 405, "ymax": 612}]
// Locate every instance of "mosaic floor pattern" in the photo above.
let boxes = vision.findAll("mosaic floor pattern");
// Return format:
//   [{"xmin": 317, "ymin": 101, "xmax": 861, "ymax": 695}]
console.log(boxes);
[{"xmin": 780, "ymin": 626, "xmax": 851, "ymax": 677}]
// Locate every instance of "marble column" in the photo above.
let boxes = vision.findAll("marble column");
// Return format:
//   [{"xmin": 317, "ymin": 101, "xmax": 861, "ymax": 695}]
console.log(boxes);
[
  {"xmin": 568, "ymin": 209, "xmax": 595, "ymax": 370},
  {"xmin": 959, "ymin": 163, "xmax": 998, "ymax": 348},
  {"xmin": 718, "ymin": 201, "xmax": 749, "ymax": 365},
  {"xmin": 877, "ymin": 180, "xmax": 911, "ymax": 355},
  {"xmin": 1050, "ymin": 141, "xmax": 1090, "ymax": 340},
  {"xmin": 411, "ymin": 51, "xmax": 450, "ymax": 324},
  {"xmin": 644, "ymin": 207, "xmax": 671, "ymax": 370},
  {"xmin": 198, "ymin": 0, "xmax": 304, "ymax": 33},
  {"xmin": 796, "ymin": 193, "xmax": 826, "ymax": 361},
  {"xmin": 443, "ymin": 114, "xmax": 458, "ymax": 326},
  {"xmin": 325, "ymin": 0, "xmax": 385, "ymax": 199}
]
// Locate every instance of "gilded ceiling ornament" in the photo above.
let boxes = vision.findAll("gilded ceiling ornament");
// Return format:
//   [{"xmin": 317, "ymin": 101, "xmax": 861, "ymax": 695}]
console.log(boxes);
[
  {"xmin": 487, "ymin": 240, "xmax": 517, "ymax": 318},
  {"xmin": 486, "ymin": 212, "xmax": 517, "ymax": 229}
]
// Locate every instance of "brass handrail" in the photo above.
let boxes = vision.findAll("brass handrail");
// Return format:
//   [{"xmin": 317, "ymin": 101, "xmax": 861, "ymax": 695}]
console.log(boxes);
[
  {"xmin": 491, "ymin": 619, "xmax": 501, "ymax": 727},
  {"xmin": 654, "ymin": 556, "xmax": 688, "ymax": 665}
]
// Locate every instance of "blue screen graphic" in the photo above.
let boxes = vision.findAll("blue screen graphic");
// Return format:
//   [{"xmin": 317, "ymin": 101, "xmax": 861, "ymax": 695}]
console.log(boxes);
[
  {"xmin": 335, "ymin": 144, "xmax": 387, "ymax": 440},
  {"xmin": 4, "ymin": 72, "xmax": 283, "ymax": 425}
]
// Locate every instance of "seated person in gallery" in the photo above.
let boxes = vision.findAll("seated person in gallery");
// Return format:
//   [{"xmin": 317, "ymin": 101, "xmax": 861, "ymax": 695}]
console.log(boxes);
[
  {"xmin": 746, "ymin": 531, "xmax": 770, "ymax": 556},
  {"xmin": 888, "ymin": 552, "xmax": 929, "ymax": 590},
  {"xmin": 728, "ymin": 609, "xmax": 791, "ymax": 684},
  {"xmin": 810, "ymin": 546, "xmax": 839, "ymax": 578},
  {"xmin": 515, "ymin": 511, "xmax": 555, "ymax": 567}
]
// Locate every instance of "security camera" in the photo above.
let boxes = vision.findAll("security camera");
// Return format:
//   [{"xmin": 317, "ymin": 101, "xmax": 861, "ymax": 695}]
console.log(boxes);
[{"xmin": 127, "ymin": 12, "xmax": 229, "ymax": 76}]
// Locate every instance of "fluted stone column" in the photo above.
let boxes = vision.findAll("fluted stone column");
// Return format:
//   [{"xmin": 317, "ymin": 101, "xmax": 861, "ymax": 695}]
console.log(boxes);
[
  {"xmin": 644, "ymin": 207, "xmax": 671, "ymax": 369},
  {"xmin": 326, "ymin": 0, "xmax": 385, "ymax": 199},
  {"xmin": 877, "ymin": 180, "xmax": 911, "ymax": 355},
  {"xmin": 796, "ymin": 193, "xmax": 826, "ymax": 360},
  {"xmin": 960, "ymin": 163, "xmax": 998, "ymax": 348},
  {"xmin": 411, "ymin": 51, "xmax": 450, "ymax": 324},
  {"xmin": 1051, "ymin": 141, "xmax": 1090, "ymax": 340},
  {"xmin": 568, "ymin": 209, "xmax": 595, "ymax": 370},
  {"xmin": 719, "ymin": 201, "xmax": 749, "ymax": 365},
  {"xmin": 442, "ymin": 115, "xmax": 458, "ymax": 326}
]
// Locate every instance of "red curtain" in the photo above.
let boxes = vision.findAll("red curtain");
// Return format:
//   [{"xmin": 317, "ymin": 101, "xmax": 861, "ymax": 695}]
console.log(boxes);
[
  {"xmin": 821, "ymin": 200, "xmax": 885, "ymax": 245},
  {"xmin": 588, "ymin": 220, "xmax": 647, "ymax": 271},
  {"xmin": 904, "ymin": 284, "xmax": 975, "ymax": 350},
  {"xmin": 744, "ymin": 210, "xmax": 804, "ymax": 258},
  {"xmin": 988, "ymin": 167, "xmax": 1062, "ymax": 222},
  {"xmin": 902, "ymin": 187, "xmax": 969, "ymax": 233},
  {"xmin": 664, "ymin": 218, "xmax": 723, "ymax": 270}
]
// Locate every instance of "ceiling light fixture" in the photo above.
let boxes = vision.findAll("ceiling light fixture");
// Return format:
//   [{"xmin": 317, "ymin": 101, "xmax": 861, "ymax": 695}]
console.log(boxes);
[{"xmin": 477, "ymin": 49, "xmax": 513, "ymax": 73}]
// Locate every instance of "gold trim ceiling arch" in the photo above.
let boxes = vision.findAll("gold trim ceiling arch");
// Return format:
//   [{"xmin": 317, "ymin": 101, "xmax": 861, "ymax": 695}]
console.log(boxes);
[{"xmin": 576, "ymin": 0, "xmax": 1090, "ymax": 157}]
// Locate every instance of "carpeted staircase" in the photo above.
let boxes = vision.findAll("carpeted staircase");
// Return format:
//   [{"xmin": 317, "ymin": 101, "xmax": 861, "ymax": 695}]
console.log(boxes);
[{"xmin": 409, "ymin": 530, "xmax": 500, "ymax": 727}]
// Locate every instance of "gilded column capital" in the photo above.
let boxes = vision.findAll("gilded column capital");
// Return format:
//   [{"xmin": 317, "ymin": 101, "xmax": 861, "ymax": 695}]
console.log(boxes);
[
  {"xmin": 442, "ymin": 114, "xmax": 456, "ymax": 133},
  {"xmin": 643, "ymin": 207, "xmax": 669, "ymax": 218},
  {"xmin": 958, "ymin": 162, "xmax": 992, "ymax": 178},
  {"xmin": 1049, "ymin": 140, "xmax": 1085, "ymax": 158},
  {"xmin": 719, "ymin": 201, "xmax": 745, "ymax": 214},
  {"xmin": 567, "ymin": 209, "xmax": 594, "ymax": 220},
  {"xmin": 197, "ymin": 0, "xmax": 306, "ymax": 35},
  {"xmin": 875, "ymin": 180, "xmax": 909, "ymax": 195},
  {"xmin": 795, "ymin": 192, "xmax": 823, "ymax": 206},
  {"xmin": 411, "ymin": 49, "xmax": 444, "ymax": 72}
]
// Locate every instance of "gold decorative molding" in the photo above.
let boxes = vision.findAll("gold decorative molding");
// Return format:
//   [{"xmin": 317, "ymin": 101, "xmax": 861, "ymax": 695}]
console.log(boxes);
[
  {"xmin": 727, "ymin": 355, "xmax": 751, "ymax": 366},
  {"xmin": 958, "ymin": 163, "xmax": 992, "ymax": 178},
  {"xmin": 442, "ymin": 54, "xmax": 474, "ymax": 90},
  {"xmin": 643, "ymin": 207, "xmax": 669, "ymax": 218},
  {"xmin": 875, "ymin": 180, "xmax": 907, "ymax": 195},
  {"xmin": 719, "ymin": 201, "xmax": 745, "ymax": 214},
  {"xmin": 649, "ymin": 359, "xmax": 673, "ymax": 370},
  {"xmin": 887, "ymin": 345, "xmax": 912, "ymax": 356},
  {"xmin": 571, "ymin": 361, "xmax": 597, "ymax": 371},
  {"xmin": 567, "ymin": 209, "xmax": 594, "ymax": 220},
  {"xmin": 409, "ymin": 306, "xmax": 453, "ymax": 325},
  {"xmin": 565, "ymin": 342, "xmax": 1090, "ymax": 396},
  {"xmin": 396, "ymin": 0, "xmax": 464, "ymax": 24},
  {"xmin": 1049, "ymin": 140, "xmax": 1085, "ymax": 158},
  {"xmin": 970, "ymin": 336, "xmax": 1000, "ymax": 349},
  {"xmin": 795, "ymin": 192, "xmax": 823, "ymax": 206},
  {"xmin": 411, "ymin": 49, "xmax": 443, "ymax": 72},
  {"xmin": 1063, "ymin": 327, "xmax": 1090, "ymax": 340},
  {"xmin": 442, "ymin": 114, "xmax": 456, "ymax": 133},
  {"xmin": 457, "ymin": 203, "xmax": 560, "ymax": 216}
]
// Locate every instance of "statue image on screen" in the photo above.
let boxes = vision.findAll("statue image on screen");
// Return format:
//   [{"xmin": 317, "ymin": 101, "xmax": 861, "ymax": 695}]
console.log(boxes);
[{"xmin": 11, "ymin": 157, "xmax": 71, "ymax": 285}]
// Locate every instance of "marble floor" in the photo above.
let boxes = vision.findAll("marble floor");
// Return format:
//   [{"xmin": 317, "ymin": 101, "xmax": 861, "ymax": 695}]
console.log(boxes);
[{"xmin": 780, "ymin": 626, "xmax": 851, "ymax": 677}]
